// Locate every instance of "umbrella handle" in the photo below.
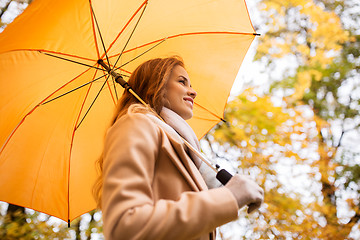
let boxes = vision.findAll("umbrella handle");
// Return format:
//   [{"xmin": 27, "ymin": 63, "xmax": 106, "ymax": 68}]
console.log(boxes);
[{"xmin": 216, "ymin": 169, "xmax": 233, "ymax": 185}]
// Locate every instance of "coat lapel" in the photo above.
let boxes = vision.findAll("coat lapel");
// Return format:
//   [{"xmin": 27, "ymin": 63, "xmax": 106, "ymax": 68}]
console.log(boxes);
[
  {"xmin": 145, "ymin": 113, "xmax": 208, "ymax": 192},
  {"xmin": 159, "ymin": 130, "xmax": 208, "ymax": 192}
]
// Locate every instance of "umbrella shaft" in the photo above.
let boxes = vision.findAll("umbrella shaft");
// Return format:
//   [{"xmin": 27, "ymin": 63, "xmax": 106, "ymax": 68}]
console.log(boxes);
[{"xmin": 182, "ymin": 140, "xmax": 217, "ymax": 173}]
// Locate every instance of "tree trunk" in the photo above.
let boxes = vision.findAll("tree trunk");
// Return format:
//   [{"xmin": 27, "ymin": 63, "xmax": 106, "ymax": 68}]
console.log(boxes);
[
  {"xmin": 74, "ymin": 218, "xmax": 81, "ymax": 240},
  {"xmin": 6, "ymin": 204, "xmax": 26, "ymax": 225}
]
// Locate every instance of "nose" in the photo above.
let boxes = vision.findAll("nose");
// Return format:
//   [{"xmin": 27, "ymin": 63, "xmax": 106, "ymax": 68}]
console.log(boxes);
[{"xmin": 188, "ymin": 87, "xmax": 197, "ymax": 99}]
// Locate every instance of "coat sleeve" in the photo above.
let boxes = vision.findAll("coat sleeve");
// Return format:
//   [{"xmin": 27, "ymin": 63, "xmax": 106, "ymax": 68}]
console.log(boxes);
[{"xmin": 102, "ymin": 113, "xmax": 239, "ymax": 240}]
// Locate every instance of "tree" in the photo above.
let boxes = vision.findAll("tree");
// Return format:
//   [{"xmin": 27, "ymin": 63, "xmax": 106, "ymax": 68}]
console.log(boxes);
[{"xmin": 206, "ymin": 89, "xmax": 331, "ymax": 239}]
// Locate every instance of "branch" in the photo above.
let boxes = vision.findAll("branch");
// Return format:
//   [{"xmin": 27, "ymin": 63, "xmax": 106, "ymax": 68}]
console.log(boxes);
[
  {"xmin": 203, "ymin": 134, "xmax": 216, "ymax": 156},
  {"xmin": 203, "ymin": 134, "xmax": 233, "ymax": 163},
  {"xmin": 347, "ymin": 211, "xmax": 360, "ymax": 227},
  {"xmin": 336, "ymin": 130, "xmax": 345, "ymax": 148},
  {"xmin": 336, "ymin": 94, "xmax": 357, "ymax": 148},
  {"xmin": 0, "ymin": 0, "xmax": 13, "ymax": 19}
]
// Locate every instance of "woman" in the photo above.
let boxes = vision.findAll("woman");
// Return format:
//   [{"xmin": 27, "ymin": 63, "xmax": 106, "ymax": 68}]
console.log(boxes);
[{"xmin": 93, "ymin": 56, "xmax": 264, "ymax": 240}]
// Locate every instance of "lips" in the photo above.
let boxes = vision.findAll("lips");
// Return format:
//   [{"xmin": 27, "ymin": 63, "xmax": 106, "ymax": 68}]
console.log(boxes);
[{"xmin": 183, "ymin": 97, "xmax": 194, "ymax": 107}]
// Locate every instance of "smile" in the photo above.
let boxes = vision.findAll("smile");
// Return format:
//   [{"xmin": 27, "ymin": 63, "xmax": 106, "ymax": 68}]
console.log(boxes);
[{"xmin": 184, "ymin": 97, "xmax": 194, "ymax": 107}]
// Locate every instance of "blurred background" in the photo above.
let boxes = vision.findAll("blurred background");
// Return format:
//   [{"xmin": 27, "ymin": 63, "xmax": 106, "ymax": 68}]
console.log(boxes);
[{"xmin": 1, "ymin": 0, "xmax": 359, "ymax": 239}]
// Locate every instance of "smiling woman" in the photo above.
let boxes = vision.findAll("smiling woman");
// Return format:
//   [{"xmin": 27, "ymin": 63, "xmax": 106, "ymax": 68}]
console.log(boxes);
[{"xmin": 93, "ymin": 56, "xmax": 264, "ymax": 240}]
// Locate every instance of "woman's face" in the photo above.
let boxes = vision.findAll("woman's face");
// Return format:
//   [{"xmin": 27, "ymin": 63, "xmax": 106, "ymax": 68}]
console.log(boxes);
[{"xmin": 164, "ymin": 65, "xmax": 197, "ymax": 120}]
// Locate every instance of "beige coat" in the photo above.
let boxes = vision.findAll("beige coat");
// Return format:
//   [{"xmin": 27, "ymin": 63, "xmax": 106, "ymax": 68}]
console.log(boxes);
[{"xmin": 102, "ymin": 110, "xmax": 238, "ymax": 240}]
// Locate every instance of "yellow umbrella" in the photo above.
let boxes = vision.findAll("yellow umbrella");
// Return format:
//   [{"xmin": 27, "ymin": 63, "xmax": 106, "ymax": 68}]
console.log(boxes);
[{"xmin": 0, "ymin": 0, "xmax": 257, "ymax": 223}]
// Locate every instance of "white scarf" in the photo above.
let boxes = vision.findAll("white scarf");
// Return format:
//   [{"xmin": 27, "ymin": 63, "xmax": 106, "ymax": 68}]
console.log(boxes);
[
  {"xmin": 158, "ymin": 107, "xmax": 222, "ymax": 189},
  {"xmin": 160, "ymin": 107, "xmax": 201, "ymax": 167}
]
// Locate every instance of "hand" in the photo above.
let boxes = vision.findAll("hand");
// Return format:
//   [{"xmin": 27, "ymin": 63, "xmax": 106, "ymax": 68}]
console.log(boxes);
[{"xmin": 225, "ymin": 174, "xmax": 264, "ymax": 213}]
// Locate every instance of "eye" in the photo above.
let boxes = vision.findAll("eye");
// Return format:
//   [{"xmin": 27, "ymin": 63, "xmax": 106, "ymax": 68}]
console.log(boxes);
[
  {"xmin": 179, "ymin": 79, "xmax": 186, "ymax": 85},
  {"xmin": 178, "ymin": 78, "xmax": 186, "ymax": 85}
]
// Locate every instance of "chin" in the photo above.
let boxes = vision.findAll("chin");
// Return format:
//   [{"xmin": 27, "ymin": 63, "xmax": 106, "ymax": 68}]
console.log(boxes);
[{"xmin": 182, "ymin": 112, "xmax": 193, "ymax": 120}]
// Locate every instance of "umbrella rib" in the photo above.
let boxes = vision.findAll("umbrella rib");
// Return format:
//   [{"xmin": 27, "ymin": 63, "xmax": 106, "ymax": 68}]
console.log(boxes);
[
  {"xmin": 40, "ymin": 71, "xmax": 129, "ymax": 106},
  {"xmin": 110, "ymin": 76, "xmax": 119, "ymax": 101},
  {"xmin": 41, "ymin": 52, "xmax": 103, "ymax": 71},
  {"xmin": 89, "ymin": 1, "xmax": 121, "ymax": 100},
  {"xmin": 105, "ymin": 0, "xmax": 149, "ymax": 58},
  {"xmin": 41, "ymin": 74, "xmax": 107, "ymax": 105},
  {"xmin": 88, "ymin": 0, "xmax": 101, "ymax": 60},
  {"xmin": 36, "ymin": 49, "xmax": 95, "ymax": 62},
  {"xmin": 75, "ymin": 74, "xmax": 111, "ymax": 130},
  {"xmin": 66, "ymin": 67, "xmax": 100, "ymax": 223},
  {"xmin": 112, "ymin": 1, "xmax": 148, "ymax": 69},
  {"xmin": 114, "ymin": 37, "xmax": 167, "ymax": 70},
  {"xmin": 0, "ymin": 67, "xmax": 95, "ymax": 155},
  {"xmin": 0, "ymin": 49, "xmax": 96, "ymax": 62},
  {"xmin": 194, "ymin": 102, "xmax": 226, "ymax": 123},
  {"xmin": 99, "ymin": 68, "xmax": 120, "ymax": 105},
  {"xmin": 192, "ymin": 116, "xmax": 221, "ymax": 121},
  {"xmin": 106, "ymin": 76, "xmax": 118, "ymax": 105},
  {"xmin": 89, "ymin": 2, "xmax": 111, "ymax": 66},
  {"xmin": 108, "ymin": 31, "xmax": 257, "ymax": 59}
]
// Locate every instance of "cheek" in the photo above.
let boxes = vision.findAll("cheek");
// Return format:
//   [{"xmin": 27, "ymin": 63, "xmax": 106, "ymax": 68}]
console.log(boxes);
[
  {"xmin": 164, "ymin": 82, "xmax": 189, "ymax": 111},
  {"xmin": 169, "ymin": 95, "xmax": 181, "ymax": 108},
  {"xmin": 166, "ymin": 86, "xmax": 181, "ymax": 101},
  {"xmin": 163, "ymin": 91, "xmax": 176, "ymax": 108}
]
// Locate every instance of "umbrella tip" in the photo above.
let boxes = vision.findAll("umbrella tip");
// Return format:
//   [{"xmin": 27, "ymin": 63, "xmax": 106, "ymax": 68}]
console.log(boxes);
[
  {"xmin": 68, "ymin": 219, "xmax": 70, "ymax": 228},
  {"xmin": 253, "ymin": 33, "xmax": 261, "ymax": 36}
]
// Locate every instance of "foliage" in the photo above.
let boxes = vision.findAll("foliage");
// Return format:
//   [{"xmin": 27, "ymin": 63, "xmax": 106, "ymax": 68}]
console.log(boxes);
[
  {"xmin": 0, "ymin": 203, "xmax": 104, "ymax": 240},
  {"xmin": 207, "ymin": 90, "xmax": 328, "ymax": 239},
  {"xmin": 0, "ymin": 204, "xmax": 70, "ymax": 239}
]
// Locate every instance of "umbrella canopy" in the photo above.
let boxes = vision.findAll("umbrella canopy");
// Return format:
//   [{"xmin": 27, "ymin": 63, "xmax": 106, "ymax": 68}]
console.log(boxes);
[{"xmin": 0, "ymin": 0, "xmax": 257, "ymax": 222}]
